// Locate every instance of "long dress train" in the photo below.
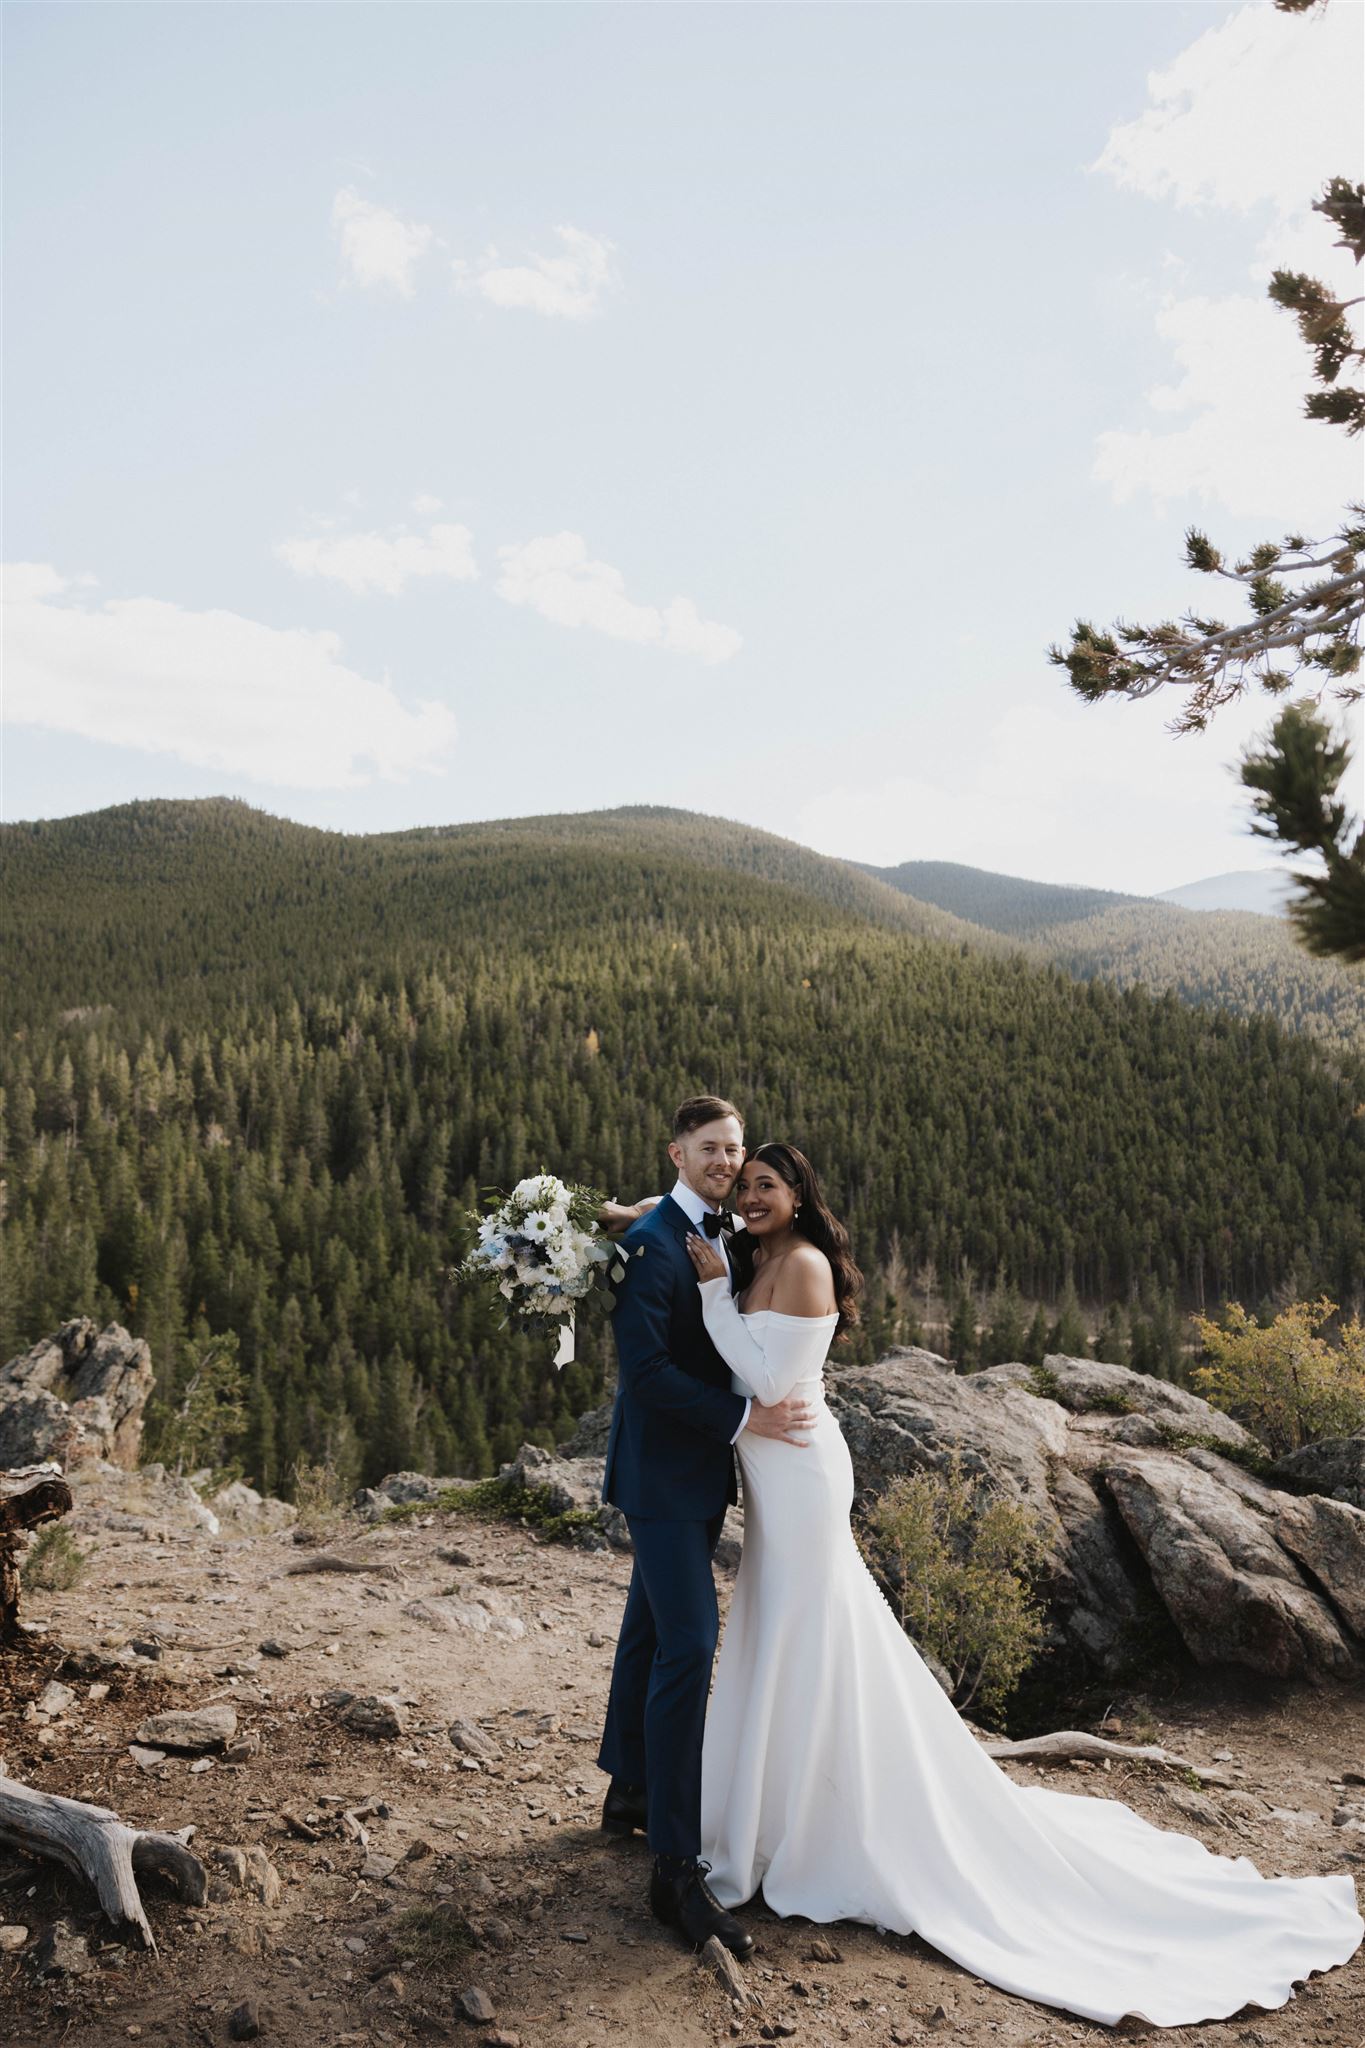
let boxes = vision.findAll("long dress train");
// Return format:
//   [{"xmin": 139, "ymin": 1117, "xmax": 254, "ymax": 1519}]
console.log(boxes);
[{"xmin": 695, "ymin": 1282, "xmax": 1364, "ymax": 2030}]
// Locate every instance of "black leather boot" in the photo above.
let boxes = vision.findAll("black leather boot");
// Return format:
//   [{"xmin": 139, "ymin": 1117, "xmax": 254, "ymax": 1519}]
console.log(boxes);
[
  {"xmin": 601, "ymin": 1780, "xmax": 648, "ymax": 1837},
  {"xmin": 650, "ymin": 1856, "xmax": 754, "ymax": 1957}
]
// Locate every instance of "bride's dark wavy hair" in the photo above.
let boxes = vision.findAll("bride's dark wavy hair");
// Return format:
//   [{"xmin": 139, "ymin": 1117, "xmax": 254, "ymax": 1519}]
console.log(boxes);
[{"xmin": 733, "ymin": 1141, "xmax": 863, "ymax": 1342}]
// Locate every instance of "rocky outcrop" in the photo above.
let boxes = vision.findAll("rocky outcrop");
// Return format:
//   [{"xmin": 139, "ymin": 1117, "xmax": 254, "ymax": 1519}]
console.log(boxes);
[
  {"xmin": 1102, "ymin": 1448, "xmax": 1365, "ymax": 1680},
  {"xmin": 204, "ymin": 1479, "xmax": 296, "ymax": 1534},
  {"xmin": 0, "ymin": 1322, "xmax": 153, "ymax": 1470},
  {"xmin": 1270, "ymin": 1432, "xmax": 1365, "ymax": 1509},
  {"xmin": 826, "ymin": 1349, "xmax": 1365, "ymax": 1685}
]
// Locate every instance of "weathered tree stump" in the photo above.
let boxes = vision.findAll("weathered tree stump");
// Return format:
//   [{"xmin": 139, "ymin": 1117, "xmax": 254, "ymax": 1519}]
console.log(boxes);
[
  {"xmin": 0, "ymin": 1465, "xmax": 74, "ymax": 1638},
  {"xmin": 0, "ymin": 1776, "xmax": 206, "ymax": 1946}
]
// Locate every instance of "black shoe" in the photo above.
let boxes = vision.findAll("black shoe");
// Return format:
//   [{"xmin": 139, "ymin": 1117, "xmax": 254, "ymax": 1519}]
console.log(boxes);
[
  {"xmin": 650, "ymin": 1856, "xmax": 754, "ymax": 1958},
  {"xmin": 601, "ymin": 1780, "xmax": 648, "ymax": 1837}
]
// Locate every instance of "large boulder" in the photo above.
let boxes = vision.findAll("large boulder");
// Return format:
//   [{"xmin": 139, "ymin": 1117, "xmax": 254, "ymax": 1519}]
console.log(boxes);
[
  {"xmin": 1102, "ymin": 1447, "xmax": 1365, "ymax": 1680},
  {"xmin": 0, "ymin": 1321, "xmax": 153, "ymax": 1470},
  {"xmin": 1270, "ymin": 1432, "xmax": 1365, "ymax": 1509},
  {"xmin": 826, "ymin": 1348, "xmax": 1365, "ymax": 1685}
]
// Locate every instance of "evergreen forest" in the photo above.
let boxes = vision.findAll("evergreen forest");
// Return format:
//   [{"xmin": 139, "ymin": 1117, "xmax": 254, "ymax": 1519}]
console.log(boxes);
[{"xmin": 3, "ymin": 797, "xmax": 1362, "ymax": 1496}]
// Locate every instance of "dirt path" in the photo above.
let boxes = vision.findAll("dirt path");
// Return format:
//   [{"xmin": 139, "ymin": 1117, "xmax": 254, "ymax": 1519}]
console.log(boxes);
[{"xmin": 2, "ymin": 1488, "xmax": 1362, "ymax": 2048}]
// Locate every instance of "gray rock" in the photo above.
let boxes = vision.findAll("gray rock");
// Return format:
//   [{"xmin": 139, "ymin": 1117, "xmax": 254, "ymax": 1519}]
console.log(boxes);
[
  {"xmin": 456, "ymin": 1985, "xmax": 496, "ymax": 2023},
  {"xmin": 449, "ymin": 1717, "xmax": 499, "ymax": 1761},
  {"xmin": 209, "ymin": 1846, "xmax": 249, "ymax": 1887},
  {"xmin": 207, "ymin": 1479, "xmax": 296, "ymax": 1533},
  {"xmin": 31, "ymin": 1919, "xmax": 90, "ymax": 1977},
  {"xmin": 244, "ymin": 1846, "xmax": 281, "ymax": 1907},
  {"xmin": 228, "ymin": 1997, "xmax": 262, "ymax": 2040},
  {"xmin": 500, "ymin": 1441, "xmax": 632, "ymax": 1550},
  {"xmin": 1270, "ymin": 1432, "xmax": 1365, "ymax": 1509},
  {"xmin": 0, "ymin": 1926, "xmax": 29, "ymax": 1953},
  {"xmin": 0, "ymin": 1320, "xmax": 154, "ymax": 1469},
  {"xmin": 133, "ymin": 1704, "xmax": 237, "ymax": 1752},
  {"xmin": 557, "ymin": 1403, "xmax": 614, "ymax": 1458},
  {"xmin": 354, "ymin": 1471, "xmax": 469, "ymax": 1518},
  {"xmin": 341, "ymin": 1693, "xmax": 406, "ymax": 1738},
  {"xmin": 982, "ymin": 1354, "xmax": 1258, "ymax": 1453},
  {"xmin": 1103, "ymin": 1449, "xmax": 1362, "ymax": 1680},
  {"xmin": 404, "ymin": 1597, "xmax": 494, "ymax": 1635}
]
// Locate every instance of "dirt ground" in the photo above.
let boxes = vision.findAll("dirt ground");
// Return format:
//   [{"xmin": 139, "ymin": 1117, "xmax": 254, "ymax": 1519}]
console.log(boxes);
[{"xmin": 1, "ymin": 1487, "xmax": 1362, "ymax": 2048}]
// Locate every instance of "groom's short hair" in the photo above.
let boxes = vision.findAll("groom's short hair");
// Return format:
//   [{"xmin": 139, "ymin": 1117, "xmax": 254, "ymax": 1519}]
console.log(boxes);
[{"xmin": 673, "ymin": 1095, "xmax": 744, "ymax": 1138}]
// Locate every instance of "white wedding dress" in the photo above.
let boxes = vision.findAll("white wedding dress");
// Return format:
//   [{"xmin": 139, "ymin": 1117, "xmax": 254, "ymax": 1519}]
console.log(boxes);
[{"xmin": 695, "ymin": 1281, "xmax": 1364, "ymax": 2029}]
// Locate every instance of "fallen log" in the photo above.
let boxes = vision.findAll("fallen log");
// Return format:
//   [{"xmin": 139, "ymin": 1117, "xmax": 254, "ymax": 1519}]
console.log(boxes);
[
  {"xmin": 1, "ymin": 1465, "xmax": 74, "ymax": 1638},
  {"xmin": 983, "ymin": 1729, "xmax": 1233, "ymax": 1787},
  {"xmin": 283, "ymin": 1553, "xmax": 405, "ymax": 1582},
  {"xmin": 0, "ymin": 1775, "xmax": 206, "ymax": 1946}
]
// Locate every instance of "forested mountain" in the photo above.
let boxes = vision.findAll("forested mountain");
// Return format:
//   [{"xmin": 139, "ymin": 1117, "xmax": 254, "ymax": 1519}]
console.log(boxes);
[
  {"xmin": 863, "ymin": 859, "xmax": 1138, "ymax": 935},
  {"xmin": 3, "ymin": 798, "xmax": 1362, "ymax": 1496},
  {"xmin": 867, "ymin": 857, "xmax": 1364, "ymax": 1053},
  {"xmin": 1029, "ymin": 903, "xmax": 1363, "ymax": 1051}
]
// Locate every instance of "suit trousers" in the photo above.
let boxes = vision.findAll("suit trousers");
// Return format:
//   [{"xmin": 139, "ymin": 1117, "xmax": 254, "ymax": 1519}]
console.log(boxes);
[{"xmin": 597, "ymin": 1508, "xmax": 726, "ymax": 1860}]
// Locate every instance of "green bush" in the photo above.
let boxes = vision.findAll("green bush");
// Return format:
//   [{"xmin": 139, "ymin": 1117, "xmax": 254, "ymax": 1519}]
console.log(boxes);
[
  {"xmin": 21, "ymin": 1524, "xmax": 86, "ymax": 1591},
  {"xmin": 383, "ymin": 1475, "xmax": 601, "ymax": 1545},
  {"xmin": 860, "ymin": 1450, "xmax": 1047, "ymax": 1722},
  {"xmin": 1192, "ymin": 1298, "xmax": 1365, "ymax": 1455}
]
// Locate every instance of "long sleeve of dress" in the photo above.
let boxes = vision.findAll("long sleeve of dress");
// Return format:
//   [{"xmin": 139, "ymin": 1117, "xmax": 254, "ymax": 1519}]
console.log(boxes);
[{"xmin": 697, "ymin": 1279, "xmax": 835, "ymax": 1405}]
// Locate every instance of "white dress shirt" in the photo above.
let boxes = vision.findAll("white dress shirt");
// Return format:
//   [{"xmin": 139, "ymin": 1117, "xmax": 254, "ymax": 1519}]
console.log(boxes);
[{"xmin": 669, "ymin": 1175, "xmax": 751, "ymax": 1442}]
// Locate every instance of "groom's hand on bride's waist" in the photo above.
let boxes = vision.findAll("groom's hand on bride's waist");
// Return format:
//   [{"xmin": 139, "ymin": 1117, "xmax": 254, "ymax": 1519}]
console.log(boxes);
[{"xmin": 743, "ymin": 1392, "xmax": 816, "ymax": 1446}]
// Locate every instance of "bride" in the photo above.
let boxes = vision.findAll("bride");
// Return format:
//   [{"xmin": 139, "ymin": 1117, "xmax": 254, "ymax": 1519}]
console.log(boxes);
[{"xmin": 652, "ymin": 1139, "xmax": 1361, "ymax": 2030}]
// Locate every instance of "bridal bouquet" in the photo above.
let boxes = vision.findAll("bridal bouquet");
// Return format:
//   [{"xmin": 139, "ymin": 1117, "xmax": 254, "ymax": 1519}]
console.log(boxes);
[{"xmin": 459, "ymin": 1172, "xmax": 616, "ymax": 1366}]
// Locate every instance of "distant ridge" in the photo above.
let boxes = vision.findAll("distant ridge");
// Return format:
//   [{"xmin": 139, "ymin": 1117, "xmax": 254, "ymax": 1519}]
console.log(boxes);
[
  {"xmin": 861, "ymin": 851, "xmax": 1359, "ymax": 1053},
  {"xmin": 1156, "ymin": 870, "xmax": 1293, "ymax": 918},
  {"xmin": 861, "ymin": 858, "xmax": 1140, "ymax": 938}
]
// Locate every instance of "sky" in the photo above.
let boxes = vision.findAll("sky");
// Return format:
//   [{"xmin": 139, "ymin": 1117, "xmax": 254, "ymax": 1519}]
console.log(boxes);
[{"xmin": 4, "ymin": 0, "xmax": 1363, "ymax": 894}]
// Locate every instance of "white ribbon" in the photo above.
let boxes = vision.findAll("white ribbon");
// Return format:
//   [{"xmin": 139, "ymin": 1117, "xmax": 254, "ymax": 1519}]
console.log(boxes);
[{"xmin": 554, "ymin": 1314, "xmax": 576, "ymax": 1369}]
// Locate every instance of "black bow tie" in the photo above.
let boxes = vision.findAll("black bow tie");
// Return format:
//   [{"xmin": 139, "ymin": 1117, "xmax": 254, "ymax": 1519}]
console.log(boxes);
[{"xmin": 701, "ymin": 1210, "xmax": 734, "ymax": 1239}]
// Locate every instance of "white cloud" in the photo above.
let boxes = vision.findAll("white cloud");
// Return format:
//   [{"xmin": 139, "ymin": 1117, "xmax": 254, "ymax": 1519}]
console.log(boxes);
[
  {"xmin": 1095, "ymin": 5, "xmax": 1361, "ymax": 218},
  {"xmin": 3, "ymin": 562, "xmax": 457, "ymax": 790},
  {"xmin": 495, "ymin": 533, "xmax": 741, "ymax": 663},
  {"xmin": 276, "ymin": 521, "xmax": 478, "ymax": 597},
  {"xmin": 1093, "ymin": 289, "xmax": 1356, "ymax": 519},
  {"xmin": 1092, "ymin": 3, "xmax": 1363, "ymax": 522},
  {"xmin": 332, "ymin": 186, "xmax": 437, "ymax": 298},
  {"xmin": 456, "ymin": 227, "xmax": 618, "ymax": 320},
  {"xmin": 411, "ymin": 493, "xmax": 444, "ymax": 517},
  {"xmin": 795, "ymin": 691, "xmax": 1297, "ymax": 896}
]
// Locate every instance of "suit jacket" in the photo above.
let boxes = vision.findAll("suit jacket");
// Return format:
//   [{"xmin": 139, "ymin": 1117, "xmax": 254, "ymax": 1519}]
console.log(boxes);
[{"xmin": 601, "ymin": 1194, "xmax": 747, "ymax": 1521}]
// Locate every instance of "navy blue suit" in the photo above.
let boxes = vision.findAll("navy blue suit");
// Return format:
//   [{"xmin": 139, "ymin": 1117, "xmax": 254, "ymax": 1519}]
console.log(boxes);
[{"xmin": 598, "ymin": 1195, "xmax": 747, "ymax": 1857}]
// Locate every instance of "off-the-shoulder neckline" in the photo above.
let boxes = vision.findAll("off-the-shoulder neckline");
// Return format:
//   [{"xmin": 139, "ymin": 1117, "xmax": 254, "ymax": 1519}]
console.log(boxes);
[{"xmin": 738, "ymin": 1306, "xmax": 839, "ymax": 1324}]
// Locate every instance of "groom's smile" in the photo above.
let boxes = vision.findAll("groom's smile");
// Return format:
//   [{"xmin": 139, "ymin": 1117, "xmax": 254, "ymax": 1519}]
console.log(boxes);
[{"xmin": 668, "ymin": 1112, "xmax": 745, "ymax": 1209}]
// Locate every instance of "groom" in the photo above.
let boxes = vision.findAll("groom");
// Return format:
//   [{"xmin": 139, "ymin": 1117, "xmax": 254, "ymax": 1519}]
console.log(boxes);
[{"xmin": 596, "ymin": 1095, "xmax": 815, "ymax": 1955}]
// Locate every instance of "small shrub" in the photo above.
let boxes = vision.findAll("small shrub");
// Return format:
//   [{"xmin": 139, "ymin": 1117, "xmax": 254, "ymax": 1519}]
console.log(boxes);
[
  {"xmin": 859, "ymin": 1450, "xmax": 1048, "ymax": 1723},
  {"xmin": 383, "ymin": 1475, "xmax": 601, "ymax": 1545},
  {"xmin": 291, "ymin": 1453, "xmax": 347, "ymax": 1536},
  {"xmin": 389, "ymin": 1902, "xmax": 474, "ymax": 1972},
  {"xmin": 1026, "ymin": 1363, "xmax": 1062, "ymax": 1401},
  {"xmin": 1191, "ymin": 1298, "xmax": 1365, "ymax": 1456},
  {"xmin": 22, "ymin": 1525, "xmax": 86, "ymax": 1591},
  {"xmin": 1088, "ymin": 1388, "xmax": 1136, "ymax": 1416}
]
